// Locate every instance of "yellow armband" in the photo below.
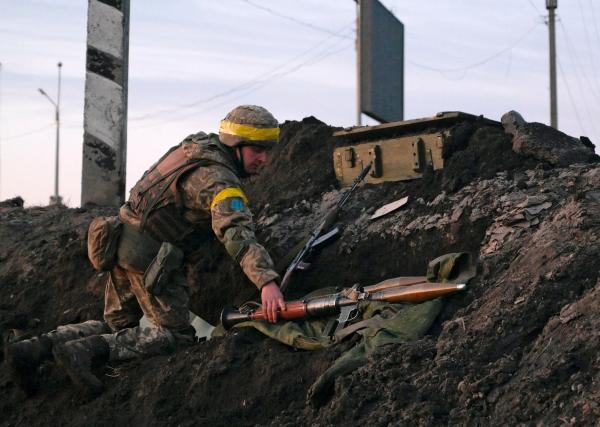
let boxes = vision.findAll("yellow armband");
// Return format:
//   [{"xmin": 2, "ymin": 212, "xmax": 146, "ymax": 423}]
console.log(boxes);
[{"xmin": 210, "ymin": 187, "xmax": 249, "ymax": 210}]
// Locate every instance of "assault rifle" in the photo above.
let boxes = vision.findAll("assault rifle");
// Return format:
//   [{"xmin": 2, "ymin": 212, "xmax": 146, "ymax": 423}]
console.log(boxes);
[
  {"xmin": 279, "ymin": 163, "xmax": 372, "ymax": 293},
  {"xmin": 221, "ymin": 279, "xmax": 466, "ymax": 334}
]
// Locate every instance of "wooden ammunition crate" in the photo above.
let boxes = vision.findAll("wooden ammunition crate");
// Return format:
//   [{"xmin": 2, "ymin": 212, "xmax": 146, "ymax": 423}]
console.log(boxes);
[{"xmin": 332, "ymin": 111, "xmax": 500, "ymax": 186}]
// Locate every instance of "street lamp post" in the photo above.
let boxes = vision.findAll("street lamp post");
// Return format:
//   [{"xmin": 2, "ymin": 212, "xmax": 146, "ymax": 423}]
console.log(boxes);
[
  {"xmin": 546, "ymin": 0, "xmax": 558, "ymax": 128},
  {"xmin": 39, "ymin": 62, "xmax": 62, "ymax": 205}
]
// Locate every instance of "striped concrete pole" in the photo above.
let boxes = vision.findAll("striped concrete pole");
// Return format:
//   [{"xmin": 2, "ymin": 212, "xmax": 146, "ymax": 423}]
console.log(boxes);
[{"xmin": 81, "ymin": 0, "xmax": 130, "ymax": 207}]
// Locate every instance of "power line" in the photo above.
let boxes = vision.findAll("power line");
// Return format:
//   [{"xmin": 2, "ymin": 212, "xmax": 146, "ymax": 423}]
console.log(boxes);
[
  {"xmin": 557, "ymin": 17, "xmax": 600, "ymax": 136},
  {"xmin": 3, "ymin": 123, "xmax": 55, "ymax": 141},
  {"xmin": 590, "ymin": 0, "xmax": 600, "ymax": 48},
  {"xmin": 130, "ymin": 21, "xmax": 355, "ymax": 122},
  {"xmin": 579, "ymin": 0, "xmax": 600, "ymax": 90},
  {"xmin": 527, "ymin": 0, "xmax": 542, "ymax": 16},
  {"xmin": 588, "ymin": 0, "xmax": 600, "ymax": 101},
  {"xmin": 134, "ymin": 40, "xmax": 353, "ymax": 129},
  {"xmin": 408, "ymin": 21, "xmax": 541, "ymax": 77},
  {"xmin": 556, "ymin": 31, "xmax": 599, "ymax": 137},
  {"xmin": 187, "ymin": 43, "xmax": 353, "ymax": 120},
  {"xmin": 504, "ymin": 49, "xmax": 513, "ymax": 81},
  {"xmin": 63, "ymin": 123, "xmax": 83, "ymax": 129},
  {"xmin": 131, "ymin": 39, "xmax": 353, "ymax": 130},
  {"xmin": 239, "ymin": 0, "xmax": 352, "ymax": 40},
  {"xmin": 557, "ymin": 57, "xmax": 586, "ymax": 135},
  {"xmin": 558, "ymin": 17, "xmax": 600, "ymax": 102}
]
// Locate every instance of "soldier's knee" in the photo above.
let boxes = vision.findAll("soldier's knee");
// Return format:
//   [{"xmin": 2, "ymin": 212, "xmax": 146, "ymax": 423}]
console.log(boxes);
[{"xmin": 103, "ymin": 315, "xmax": 139, "ymax": 333}]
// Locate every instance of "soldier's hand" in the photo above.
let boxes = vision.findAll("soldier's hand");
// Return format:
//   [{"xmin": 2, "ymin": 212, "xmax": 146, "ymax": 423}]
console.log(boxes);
[{"xmin": 261, "ymin": 282, "xmax": 286, "ymax": 323}]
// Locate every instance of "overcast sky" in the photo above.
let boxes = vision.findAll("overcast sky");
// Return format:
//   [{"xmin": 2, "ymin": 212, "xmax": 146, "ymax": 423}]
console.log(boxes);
[{"xmin": 1, "ymin": 0, "xmax": 599, "ymax": 206}]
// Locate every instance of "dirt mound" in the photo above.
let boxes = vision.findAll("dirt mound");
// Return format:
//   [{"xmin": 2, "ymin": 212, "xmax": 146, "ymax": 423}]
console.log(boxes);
[
  {"xmin": 0, "ymin": 197, "xmax": 24, "ymax": 208},
  {"xmin": 502, "ymin": 110, "xmax": 599, "ymax": 167},
  {"xmin": 0, "ymin": 205, "xmax": 115, "ymax": 337},
  {"xmin": 1, "ymin": 116, "xmax": 599, "ymax": 426}
]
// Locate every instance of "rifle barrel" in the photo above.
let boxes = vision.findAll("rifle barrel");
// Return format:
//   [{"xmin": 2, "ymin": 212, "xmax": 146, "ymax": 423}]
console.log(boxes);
[{"xmin": 338, "ymin": 163, "xmax": 371, "ymax": 208}]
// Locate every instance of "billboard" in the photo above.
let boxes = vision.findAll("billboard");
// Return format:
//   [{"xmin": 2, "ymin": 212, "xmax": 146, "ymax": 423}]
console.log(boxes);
[{"xmin": 360, "ymin": 0, "xmax": 404, "ymax": 123}]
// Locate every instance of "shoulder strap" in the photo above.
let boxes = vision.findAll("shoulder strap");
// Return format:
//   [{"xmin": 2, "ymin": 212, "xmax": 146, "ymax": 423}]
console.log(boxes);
[
  {"xmin": 135, "ymin": 145, "xmax": 180, "ymax": 195},
  {"xmin": 136, "ymin": 146, "xmax": 193, "ymax": 196}
]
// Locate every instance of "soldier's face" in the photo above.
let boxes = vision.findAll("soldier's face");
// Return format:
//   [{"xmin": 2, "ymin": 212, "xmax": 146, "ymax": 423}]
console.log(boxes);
[{"xmin": 239, "ymin": 145, "xmax": 269, "ymax": 175}]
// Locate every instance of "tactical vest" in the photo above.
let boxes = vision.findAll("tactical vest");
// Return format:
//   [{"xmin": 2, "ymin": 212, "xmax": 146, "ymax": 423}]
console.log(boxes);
[
  {"xmin": 127, "ymin": 136, "xmax": 239, "ymax": 246},
  {"xmin": 127, "ymin": 144, "xmax": 206, "ymax": 245}
]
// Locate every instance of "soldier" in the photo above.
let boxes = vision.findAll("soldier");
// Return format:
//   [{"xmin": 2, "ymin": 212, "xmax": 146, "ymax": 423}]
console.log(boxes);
[{"xmin": 5, "ymin": 105, "xmax": 286, "ymax": 394}]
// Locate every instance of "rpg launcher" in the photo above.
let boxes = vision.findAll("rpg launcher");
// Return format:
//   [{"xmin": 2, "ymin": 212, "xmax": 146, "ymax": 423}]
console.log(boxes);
[
  {"xmin": 279, "ymin": 163, "xmax": 372, "ymax": 293},
  {"xmin": 221, "ymin": 279, "xmax": 466, "ymax": 335}
]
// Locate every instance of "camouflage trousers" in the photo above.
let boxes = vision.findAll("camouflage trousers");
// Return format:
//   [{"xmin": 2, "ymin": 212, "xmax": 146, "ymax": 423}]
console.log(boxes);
[
  {"xmin": 45, "ymin": 320, "xmax": 110, "ymax": 343},
  {"xmin": 42, "ymin": 320, "xmax": 180, "ymax": 361},
  {"xmin": 100, "ymin": 263, "xmax": 194, "ymax": 360},
  {"xmin": 104, "ymin": 264, "xmax": 191, "ymax": 332},
  {"xmin": 38, "ymin": 262, "xmax": 193, "ymax": 361}
]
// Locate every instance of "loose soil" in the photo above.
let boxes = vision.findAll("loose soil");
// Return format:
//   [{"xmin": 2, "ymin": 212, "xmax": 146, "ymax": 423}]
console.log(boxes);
[{"xmin": 1, "ymin": 115, "xmax": 599, "ymax": 426}]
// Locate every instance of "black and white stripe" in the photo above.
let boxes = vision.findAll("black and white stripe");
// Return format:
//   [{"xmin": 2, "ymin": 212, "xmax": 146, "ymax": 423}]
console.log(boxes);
[{"xmin": 81, "ymin": 0, "xmax": 130, "ymax": 207}]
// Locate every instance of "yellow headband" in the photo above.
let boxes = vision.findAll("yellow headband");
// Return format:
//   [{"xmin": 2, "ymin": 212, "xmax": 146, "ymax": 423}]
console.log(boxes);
[{"xmin": 219, "ymin": 120, "xmax": 279, "ymax": 141}]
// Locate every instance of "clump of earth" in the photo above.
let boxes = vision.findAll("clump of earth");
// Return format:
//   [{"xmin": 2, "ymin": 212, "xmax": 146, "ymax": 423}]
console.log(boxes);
[{"xmin": 1, "ymin": 113, "xmax": 599, "ymax": 426}]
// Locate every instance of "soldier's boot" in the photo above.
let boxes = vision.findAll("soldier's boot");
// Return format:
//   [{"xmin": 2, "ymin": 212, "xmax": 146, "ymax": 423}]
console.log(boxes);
[
  {"xmin": 4, "ymin": 320, "xmax": 109, "ymax": 395},
  {"xmin": 3, "ymin": 335, "xmax": 53, "ymax": 394},
  {"xmin": 52, "ymin": 335, "xmax": 110, "ymax": 394}
]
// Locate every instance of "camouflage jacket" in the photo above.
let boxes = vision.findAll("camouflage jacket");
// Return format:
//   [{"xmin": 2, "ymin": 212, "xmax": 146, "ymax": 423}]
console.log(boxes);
[{"xmin": 120, "ymin": 132, "xmax": 279, "ymax": 290}]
